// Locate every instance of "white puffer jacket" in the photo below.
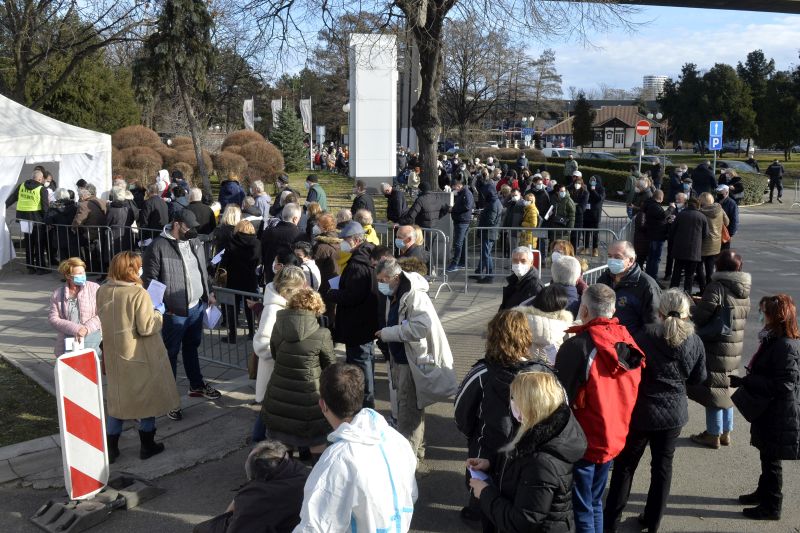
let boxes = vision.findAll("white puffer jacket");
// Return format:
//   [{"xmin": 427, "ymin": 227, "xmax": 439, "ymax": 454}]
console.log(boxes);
[
  {"xmin": 513, "ymin": 305, "xmax": 575, "ymax": 364},
  {"xmin": 252, "ymin": 283, "xmax": 287, "ymax": 402}
]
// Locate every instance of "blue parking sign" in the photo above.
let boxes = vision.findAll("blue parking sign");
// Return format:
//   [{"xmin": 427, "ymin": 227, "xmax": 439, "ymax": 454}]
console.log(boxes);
[{"xmin": 709, "ymin": 121, "xmax": 723, "ymax": 151}]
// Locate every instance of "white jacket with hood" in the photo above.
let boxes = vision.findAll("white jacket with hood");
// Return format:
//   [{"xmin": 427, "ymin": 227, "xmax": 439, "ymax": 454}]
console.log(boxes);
[
  {"xmin": 513, "ymin": 305, "xmax": 574, "ymax": 364},
  {"xmin": 252, "ymin": 282, "xmax": 286, "ymax": 402},
  {"xmin": 380, "ymin": 271, "xmax": 458, "ymax": 409},
  {"xmin": 293, "ymin": 408, "xmax": 418, "ymax": 533}
]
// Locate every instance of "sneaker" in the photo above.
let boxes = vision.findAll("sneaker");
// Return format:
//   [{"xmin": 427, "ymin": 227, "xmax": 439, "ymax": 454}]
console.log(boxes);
[
  {"xmin": 189, "ymin": 383, "xmax": 221, "ymax": 400},
  {"xmin": 777, "ymin": 197, "xmax": 783, "ymax": 203},
  {"xmin": 167, "ymin": 408, "xmax": 183, "ymax": 421},
  {"xmin": 446, "ymin": 264, "xmax": 461, "ymax": 273}
]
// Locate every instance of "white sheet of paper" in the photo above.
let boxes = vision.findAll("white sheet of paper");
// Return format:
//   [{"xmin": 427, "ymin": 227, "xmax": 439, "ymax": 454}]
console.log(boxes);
[
  {"xmin": 328, "ymin": 276, "xmax": 341, "ymax": 290},
  {"xmin": 469, "ymin": 468, "xmax": 490, "ymax": 481},
  {"xmin": 20, "ymin": 220, "xmax": 33, "ymax": 234},
  {"xmin": 147, "ymin": 280, "xmax": 167, "ymax": 308},
  {"xmin": 204, "ymin": 305, "xmax": 222, "ymax": 329},
  {"xmin": 543, "ymin": 205, "xmax": 554, "ymax": 221},
  {"xmin": 211, "ymin": 249, "xmax": 225, "ymax": 265},
  {"xmin": 139, "ymin": 238, "xmax": 153, "ymax": 248}
]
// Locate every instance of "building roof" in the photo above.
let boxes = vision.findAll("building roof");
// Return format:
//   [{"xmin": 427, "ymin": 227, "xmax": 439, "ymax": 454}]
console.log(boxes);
[{"xmin": 543, "ymin": 105, "xmax": 662, "ymax": 135}]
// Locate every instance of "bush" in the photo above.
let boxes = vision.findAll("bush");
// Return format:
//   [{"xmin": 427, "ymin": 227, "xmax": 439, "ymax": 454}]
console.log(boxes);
[
  {"xmin": 112, "ymin": 125, "xmax": 161, "ymax": 149},
  {"xmin": 246, "ymin": 161, "xmax": 281, "ymax": 184},
  {"xmin": 223, "ymin": 145, "xmax": 243, "ymax": 155},
  {"xmin": 240, "ymin": 141, "xmax": 285, "ymax": 174},
  {"xmin": 170, "ymin": 162, "xmax": 194, "ymax": 184},
  {"xmin": 213, "ymin": 151, "xmax": 248, "ymax": 180},
  {"xmin": 119, "ymin": 146, "xmax": 163, "ymax": 166},
  {"xmin": 112, "ymin": 146, "xmax": 122, "ymax": 169},
  {"xmin": 222, "ymin": 130, "xmax": 266, "ymax": 150},
  {"xmin": 171, "ymin": 136, "xmax": 194, "ymax": 149},
  {"xmin": 125, "ymin": 154, "xmax": 163, "ymax": 179},
  {"xmin": 175, "ymin": 148, "xmax": 213, "ymax": 176},
  {"xmin": 155, "ymin": 145, "xmax": 179, "ymax": 168},
  {"xmin": 113, "ymin": 166, "xmax": 146, "ymax": 183}
]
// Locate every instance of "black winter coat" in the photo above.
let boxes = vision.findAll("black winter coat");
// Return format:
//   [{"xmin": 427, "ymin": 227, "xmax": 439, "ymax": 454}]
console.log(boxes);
[
  {"xmin": 386, "ymin": 189, "xmax": 408, "ymax": 223},
  {"xmin": 260, "ymin": 221, "xmax": 302, "ymax": 283},
  {"xmin": 45, "ymin": 200, "xmax": 79, "ymax": 256},
  {"xmin": 186, "ymin": 201, "xmax": 217, "ymax": 235},
  {"xmin": 583, "ymin": 181, "xmax": 605, "ymax": 227},
  {"xmin": 500, "ymin": 270, "xmax": 544, "ymax": 311},
  {"xmin": 327, "ymin": 243, "xmax": 379, "ymax": 345},
  {"xmin": 106, "ymin": 201, "xmax": 137, "ymax": 252},
  {"xmin": 532, "ymin": 189, "xmax": 551, "ymax": 225},
  {"xmin": 138, "ymin": 196, "xmax": 169, "ymax": 232},
  {"xmin": 212, "ymin": 224, "xmax": 236, "ymax": 255},
  {"xmin": 568, "ymin": 186, "xmax": 589, "ymax": 229},
  {"xmin": 744, "ymin": 335, "xmax": 800, "ymax": 460},
  {"xmin": 451, "ymin": 187, "xmax": 475, "ymax": 224},
  {"xmin": 692, "ymin": 163, "xmax": 717, "ymax": 194},
  {"xmin": 220, "ymin": 232, "xmax": 261, "ymax": 293},
  {"xmin": 454, "ymin": 358, "xmax": 553, "ymax": 470},
  {"xmin": 669, "ymin": 207, "xmax": 709, "ymax": 262},
  {"xmin": 643, "ymin": 197, "xmax": 669, "ymax": 241},
  {"xmin": 399, "ymin": 191, "xmax": 446, "ymax": 228},
  {"xmin": 597, "ymin": 263, "xmax": 661, "ymax": 336},
  {"xmin": 630, "ymin": 325, "xmax": 707, "ymax": 432},
  {"xmin": 480, "ymin": 405, "xmax": 587, "ymax": 533},
  {"xmin": 351, "ymin": 192, "xmax": 376, "ymax": 218}
]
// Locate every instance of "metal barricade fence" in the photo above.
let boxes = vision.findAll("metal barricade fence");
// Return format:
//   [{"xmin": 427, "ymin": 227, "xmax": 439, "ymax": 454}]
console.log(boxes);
[
  {"xmin": 372, "ymin": 223, "xmax": 451, "ymax": 298},
  {"xmin": 582, "ymin": 265, "xmax": 610, "ymax": 285},
  {"xmin": 463, "ymin": 226, "xmax": 619, "ymax": 293},
  {"xmin": 200, "ymin": 286, "xmax": 263, "ymax": 370}
]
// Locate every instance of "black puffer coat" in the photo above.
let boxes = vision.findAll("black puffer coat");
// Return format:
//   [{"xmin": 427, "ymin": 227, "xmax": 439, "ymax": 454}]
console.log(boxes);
[
  {"xmin": 262, "ymin": 309, "xmax": 336, "ymax": 443},
  {"xmin": 631, "ymin": 324, "xmax": 707, "ymax": 431},
  {"xmin": 220, "ymin": 232, "xmax": 261, "ymax": 293},
  {"xmin": 479, "ymin": 404, "xmax": 587, "ymax": 533},
  {"xmin": 399, "ymin": 191, "xmax": 445, "ymax": 228},
  {"xmin": 327, "ymin": 242, "xmax": 378, "ymax": 345},
  {"xmin": 690, "ymin": 271, "xmax": 751, "ymax": 409},
  {"xmin": 500, "ymin": 270, "xmax": 544, "ymax": 311},
  {"xmin": 744, "ymin": 335, "xmax": 800, "ymax": 460}
]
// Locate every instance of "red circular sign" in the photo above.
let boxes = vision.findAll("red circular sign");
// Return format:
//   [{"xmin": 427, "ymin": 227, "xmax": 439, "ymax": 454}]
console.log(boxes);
[{"xmin": 636, "ymin": 120, "xmax": 651, "ymax": 136}]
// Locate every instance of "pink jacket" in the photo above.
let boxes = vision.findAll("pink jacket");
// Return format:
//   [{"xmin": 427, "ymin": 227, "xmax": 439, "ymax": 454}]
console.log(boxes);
[{"xmin": 48, "ymin": 282, "xmax": 102, "ymax": 356}]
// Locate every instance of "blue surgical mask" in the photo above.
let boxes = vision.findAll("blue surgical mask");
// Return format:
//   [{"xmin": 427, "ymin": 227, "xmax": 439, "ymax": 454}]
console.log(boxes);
[
  {"xmin": 340, "ymin": 240, "xmax": 352, "ymax": 253},
  {"xmin": 558, "ymin": 191, "xmax": 567, "ymax": 199},
  {"xmin": 378, "ymin": 282, "xmax": 393, "ymax": 296},
  {"xmin": 607, "ymin": 258, "xmax": 626, "ymax": 274},
  {"xmin": 758, "ymin": 311, "xmax": 765, "ymax": 324},
  {"xmin": 683, "ymin": 184, "xmax": 690, "ymax": 192},
  {"xmin": 72, "ymin": 274, "xmax": 87, "ymax": 286},
  {"xmin": 395, "ymin": 238, "xmax": 407, "ymax": 250}
]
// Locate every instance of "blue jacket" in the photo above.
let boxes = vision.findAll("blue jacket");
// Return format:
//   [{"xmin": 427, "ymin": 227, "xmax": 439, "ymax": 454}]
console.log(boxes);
[
  {"xmin": 477, "ymin": 184, "xmax": 502, "ymax": 240},
  {"xmin": 451, "ymin": 187, "xmax": 474, "ymax": 224},
  {"xmin": 720, "ymin": 196, "xmax": 739, "ymax": 236},
  {"xmin": 218, "ymin": 180, "xmax": 245, "ymax": 209},
  {"xmin": 597, "ymin": 263, "xmax": 661, "ymax": 335}
]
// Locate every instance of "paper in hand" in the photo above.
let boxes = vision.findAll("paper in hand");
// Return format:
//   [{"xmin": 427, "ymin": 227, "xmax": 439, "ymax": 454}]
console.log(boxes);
[
  {"xmin": 147, "ymin": 279, "xmax": 167, "ymax": 308},
  {"xmin": 328, "ymin": 276, "xmax": 341, "ymax": 290},
  {"xmin": 543, "ymin": 205, "xmax": 554, "ymax": 221},
  {"xmin": 211, "ymin": 249, "xmax": 225, "ymax": 265},
  {"xmin": 469, "ymin": 468, "xmax": 490, "ymax": 481},
  {"xmin": 204, "ymin": 304, "xmax": 222, "ymax": 329}
]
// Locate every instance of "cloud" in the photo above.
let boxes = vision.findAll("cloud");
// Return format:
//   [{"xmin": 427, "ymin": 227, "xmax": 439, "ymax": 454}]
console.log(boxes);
[{"xmin": 555, "ymin": 12, "xmax": 800, "ymax": 93}]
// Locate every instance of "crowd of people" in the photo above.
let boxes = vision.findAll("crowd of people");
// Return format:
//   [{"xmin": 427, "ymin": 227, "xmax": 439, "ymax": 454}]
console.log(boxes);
[{"xmin": 12, "ymin": 153, "xmax": 797, "ymax": 533}]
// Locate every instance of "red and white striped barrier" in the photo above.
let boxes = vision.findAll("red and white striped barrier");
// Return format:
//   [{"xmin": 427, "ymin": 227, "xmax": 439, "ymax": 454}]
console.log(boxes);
[{"xmin": 54, "ymin": 349, "xmax": 109, "ymax": 500}]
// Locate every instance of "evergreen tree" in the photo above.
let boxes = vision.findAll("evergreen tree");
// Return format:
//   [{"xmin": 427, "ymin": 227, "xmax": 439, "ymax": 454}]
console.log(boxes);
[
  {"xmin": 572, "ymin": 92, "xmax": 595, "ymax": 151},
  {"xmin": 271, "ymin": 107, "xmax": 308, "ymax": 172}
]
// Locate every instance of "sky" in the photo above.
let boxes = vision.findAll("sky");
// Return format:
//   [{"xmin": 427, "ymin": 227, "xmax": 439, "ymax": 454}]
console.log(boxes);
[{"xmin": 553, "ymin": 5, "xmax": 800, "ymax": 94}]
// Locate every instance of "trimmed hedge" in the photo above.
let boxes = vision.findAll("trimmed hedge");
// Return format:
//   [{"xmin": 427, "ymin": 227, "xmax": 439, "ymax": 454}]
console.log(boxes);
[
  {"xmin": 473, "ymin": 148, "xmax": 546, "ymax": 162},
  {"xmin": 213, "ymin": 151, "xmax": 248, "ymax": 181},
  {"xmin": 171, "ymin": 136, "xmax": 194, "ymax": 149},
  {"xmin": 112, "ymin": 125, "xmax": 161, "ymax": 149},
  {"xmin": 175, "ymin": 148, "xmax": 214, "ymax": 176},
  {"xmin": 155, "ymin": 145, "xmax": 179, "ymax": 168},
  {"xmin": 170, "ymin": 162, "xmax": 194, "ymax": 183},
  {"xmin": 222, "ymin": 130, "xmax": 266, "ymax": 150}
]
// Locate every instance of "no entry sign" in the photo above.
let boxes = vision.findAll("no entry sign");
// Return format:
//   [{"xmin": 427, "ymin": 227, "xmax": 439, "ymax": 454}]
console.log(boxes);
[{"xmin": 636, "ymin": 120, "xmax": 651, "ymax": 136}]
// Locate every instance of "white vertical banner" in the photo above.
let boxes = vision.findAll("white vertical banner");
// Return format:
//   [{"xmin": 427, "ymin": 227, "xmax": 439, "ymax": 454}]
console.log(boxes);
[
  {"xmin": 242, "ymin": 98, "xmax": 254, "ymax": 130},
  {"xmin": 271, "ymin": 99, "xmax": 282, "ymax": 128},
  {"xmin": 299, "ymin": 98, "xmax": 312, "ymax": 134}
]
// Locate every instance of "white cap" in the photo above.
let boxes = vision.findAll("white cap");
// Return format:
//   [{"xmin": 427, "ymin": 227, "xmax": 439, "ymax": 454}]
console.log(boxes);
[
  {"xmin": 572, "ymin": 170, "xmax": 582, "ymax": 178},
  {"xmin": 716, "ymin": 184, "xmax": 729, "ymax": 193}
]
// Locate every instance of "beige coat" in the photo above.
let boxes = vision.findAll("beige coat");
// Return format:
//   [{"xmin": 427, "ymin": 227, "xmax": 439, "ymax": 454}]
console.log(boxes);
[
  {"xmin": 96, "ymin": 280, "xmax": 179, "ymax": 420},
  {"xmin": 700, "ymin": 203, "xmax": 729, "ymax": 257}
]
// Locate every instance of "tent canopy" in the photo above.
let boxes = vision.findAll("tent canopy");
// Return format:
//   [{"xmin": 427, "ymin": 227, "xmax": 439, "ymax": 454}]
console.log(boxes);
[{"xmin": 0, "ymin": 94, "xmax": 112, "ymax": 267}]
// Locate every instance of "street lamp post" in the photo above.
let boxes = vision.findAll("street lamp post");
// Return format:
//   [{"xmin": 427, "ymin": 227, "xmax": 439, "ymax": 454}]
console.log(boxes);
[{"xmin": 646, "ymin": 112, "xmax": 665, "ymax": 172}]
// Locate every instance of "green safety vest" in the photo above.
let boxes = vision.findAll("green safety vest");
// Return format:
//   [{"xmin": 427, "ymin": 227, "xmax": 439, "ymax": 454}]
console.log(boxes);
[{"xmin": 16, "ymin": 184, "xmax": 43, "ymax": 212}]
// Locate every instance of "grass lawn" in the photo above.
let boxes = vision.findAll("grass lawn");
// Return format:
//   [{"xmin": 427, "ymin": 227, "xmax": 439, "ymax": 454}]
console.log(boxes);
[{"xmin": 0, "ymin": 358, "xmax": 59, "ymax": 447}]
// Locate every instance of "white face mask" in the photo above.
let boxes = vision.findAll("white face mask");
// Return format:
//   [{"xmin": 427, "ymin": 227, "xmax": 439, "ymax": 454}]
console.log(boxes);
[
  {"xmin": 312, "ymin": 225, "xmax": 321, "ymax": 236},
  {"xmin": 511, "ymin": 263, "xmax": 531, "ymax": 278},
  {"xmin": 138, "ymin": 267, "xmax": 143, "ymax": 278},
  {"xmin": 272, "ymin": 262, "xmax": 280, "ymax": 274},
  {"xmin": 510, "ymin": 399, "xmax": 523, "ymax": 423},
  {"xmin": 574, "ymin": 184, "xmax": 582, "ymax": 190},
  {"xmin": 551, "ymin": 251, "xmax": 563, "ymax": 263}
]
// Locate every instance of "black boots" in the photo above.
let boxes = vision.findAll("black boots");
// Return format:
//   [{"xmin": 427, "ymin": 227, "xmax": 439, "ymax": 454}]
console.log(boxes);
[
  {"xmin": 107, "ymin": 434, "xmax": 120, "ymax": 464},
  {"xmin": 138, "ymin": 430, "xmax": 165, "ymax": 460}
]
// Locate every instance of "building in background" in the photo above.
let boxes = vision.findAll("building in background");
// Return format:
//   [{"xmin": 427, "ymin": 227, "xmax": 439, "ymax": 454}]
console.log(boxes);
[{"xmin": 643, "ymin": 75, "xmax": 668, "ymax": 100}]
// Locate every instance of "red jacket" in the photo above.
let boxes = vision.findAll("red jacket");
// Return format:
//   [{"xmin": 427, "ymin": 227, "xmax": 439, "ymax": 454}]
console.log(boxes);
[{"xmin": 555, "ymin": 317, "xmax": 645, "ymax": 463}]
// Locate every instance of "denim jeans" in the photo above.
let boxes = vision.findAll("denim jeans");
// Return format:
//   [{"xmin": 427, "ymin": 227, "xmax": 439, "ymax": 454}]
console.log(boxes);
[
  {"xmin": 705, "ymin": 406, "xmax": 734, "ymax": 435},
  {"xmin": 573, "ymin": 459, "xmax": 612, "ymax": 533},
  {"xmin": 476, "ymin": 238, "xmax": 495, "ymax": 275},
  {"xmin": 106, "ymin": 416, "xmax": 155, "ymax": 435},
  {"xmin": 646, "ymin": 240, "xmax": 665, "ymax": 278},
  {"xmin": 252, "ymin": 414, "xmax": 267, "ymax": 443},
  {"xmin": 346, "ymin": 341, "xmax": 375, "ymax": 408},
  {"xmin": 450, "ymin": 222, "xmax": 470, "ymax": 266},
  {"xmin": 162, "ymin": 302, "xmax": 206, "ymax": 389}
]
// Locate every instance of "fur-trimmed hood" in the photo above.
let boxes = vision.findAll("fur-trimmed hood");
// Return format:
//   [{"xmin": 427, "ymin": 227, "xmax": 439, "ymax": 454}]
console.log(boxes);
[
  {"xmin": 710, "ymin": 270, "xmax": 751, "ymax": 300},
  {"xmin": 315, "ymin": 233, "xmax": 341, "ymax": 245},
  {"xmin": 513, "ymin": 305, "xmax": 574, "ymax": 324}
]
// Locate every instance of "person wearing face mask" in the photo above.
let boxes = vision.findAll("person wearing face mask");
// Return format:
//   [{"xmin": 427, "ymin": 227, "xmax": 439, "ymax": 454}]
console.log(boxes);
[
  {"xmin": 467, "ymin": 371, "xmax": 587, "ymax": 533},
  {"xmin": 381, "ymin": 182, "xmax": 408, "ymax": 224},
  {"xmin": 518, "ymin": 192, "xmax": 539, "ymax": 250},
  {"xmin": 680, "ymin": 176, "xmax": 698, "ymax": 200},
  {"xmin": 597, "ymin": 240, "xmax": 661, "ymax": 336},
  {"xmin": 692, "ymin": 160, "xmax": 717, "ymax": 195},
  {"xmin": 395, "ymin": 224, "xmax": 429, "ymax": 265},
  {"xmin": 529, "ymin": 174, "xmax": 551, "ymax": 255},
  {"xmin": 568, "ymin": 172, "xmax": 589, "ymax": 254},
  {"xmin": 326, "ymin": 221, "xmax": 379, "ymax": 408},
  {"xmin": 447, "ymin": 175, "xmax": 475, "ymax": 272},
  {"xmin": 97, "ymin": 251, "xmax": 179, "ymax": 463},
  {"xmin": 716, "ymin": 184, "xmax": 739, "ymax": 250},
  {"xmin": 142, "ymin": 209, "xmax": 220, "ymax": 422},
  {"xmin": 48, "ymin": 257, "xmax": 102, "ymax": 357},
  {"xmin": 260, "ymin": 203, "xmax": 303, "ymax": 284},
  {"xmin": 375, "ymin": 257, "xmax": 456, "ymax": 462},
  {"xmin": 471, "ymin": 180, "xmax": 503, "ymax": 284},
  {"xmin": 554, "ymin": 284, "xmax": 645, "ymax": 533},
  {"xmin": 502, "ymin": 187, "xmax": 525, "ymax": 253},
  {"xmin": 663, "ymin": 192, "xmax": 687, "ymax": 281},
  {"xmin": 668, "ymin": 164, "xmax": 688, "ymax": 203},
  {"xmin": 668, "ymin": 197, "xmax": 709, "ymax": 293},
  {"xmin": 549, "ymin": 185, "xmax": 575, "ymax": 243},
  {"xmin": 499, "ymin": 247, "xmax": 544, "ymax": 310},
  {"xmin": 582, "ymin": 175, "xmax": 605, "ymax": 258}
]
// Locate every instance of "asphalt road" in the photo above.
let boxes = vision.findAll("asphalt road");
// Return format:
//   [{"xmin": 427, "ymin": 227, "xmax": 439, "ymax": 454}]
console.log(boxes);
[{"xmin": 2, "ymin": 205, "xmax": 800, "ymax": 533}]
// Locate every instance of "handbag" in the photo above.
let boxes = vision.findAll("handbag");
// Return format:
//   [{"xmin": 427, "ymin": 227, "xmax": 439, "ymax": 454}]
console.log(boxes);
[
  {"xmin": 553, "ymin": 215, "xmax": 568, "ymax": 227},
  {"xmin": 247, "ymin": 351, "xmax": 258, "ymax": 380},
  {"xmin": 696, "ymin": 304, "xmax": 734, "ymax": 342},
  {"xmin": 213, "ymin": 267, "xmax": 228, "ymax": 288},
  {"xmin": 731, "ymin": 386, "xmax": 771, "ymax": 423},
  {"xmin": 721, "ymin": 224, "xmax": 731, "ymax": 244}
]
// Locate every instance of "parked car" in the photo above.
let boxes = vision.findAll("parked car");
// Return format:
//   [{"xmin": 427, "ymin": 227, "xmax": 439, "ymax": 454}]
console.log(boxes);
[
  {"xmin": 718, "ymin": 160, "xmax": 758, "ymax": 173},
  {"xmin": 631, "ymin": 155, "xmax": 674, "ymax": 166},
  {"xmin": 629, "ymin": 141, "xmax": 660, "ymax": 155},
  {"xmin": 579, "ymin": 151, "xmax": 618, "ymax": 161},
  {"xmin": 542, "ymin": 148, "xmax": 578, "ymax": 158}
]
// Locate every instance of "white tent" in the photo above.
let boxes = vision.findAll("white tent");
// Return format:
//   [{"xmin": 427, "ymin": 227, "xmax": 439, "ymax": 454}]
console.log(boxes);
[{"xmin": 0, "ymin": 94, "xmax": 112, "ymax": 267}]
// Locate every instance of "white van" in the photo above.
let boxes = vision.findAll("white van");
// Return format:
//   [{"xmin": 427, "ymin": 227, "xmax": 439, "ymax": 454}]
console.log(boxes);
[{"xmin": 541, "ymin": 148, "xmax": 578, "ymax": 158}]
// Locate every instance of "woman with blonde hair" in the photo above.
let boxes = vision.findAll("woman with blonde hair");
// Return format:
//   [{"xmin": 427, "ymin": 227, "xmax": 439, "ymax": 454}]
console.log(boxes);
[
  {"xmin": 454, "ymin": 309, "xmax": 555, "ymax": 523},
  {"xmin": 261, "ymin": 288, "xmax": 335, "ymax": 461},
  {"xmin": 303, "ymin": 201, "xmax": 323, "ymax": 241},
  {"xmin": 219, "ymin": 220, "xmax": 261, "ymax": 342},
  {"xmin": 604, "ymin": 289, "xmax": 707, "ymax": 532},
  {"xmin": 96, "ymin": 251, "xmax": 179, "ymax": 462},
  {"xmin": 467, "ymin": 371, "xmax": 586, "ymax": 532},
  {"xmin": 48, "ymin": 257, "xmax": 102, "ymax": 357},
  {"xmin": 251, "ymin": 266, "xmax": 308, "ymax": 442}
]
